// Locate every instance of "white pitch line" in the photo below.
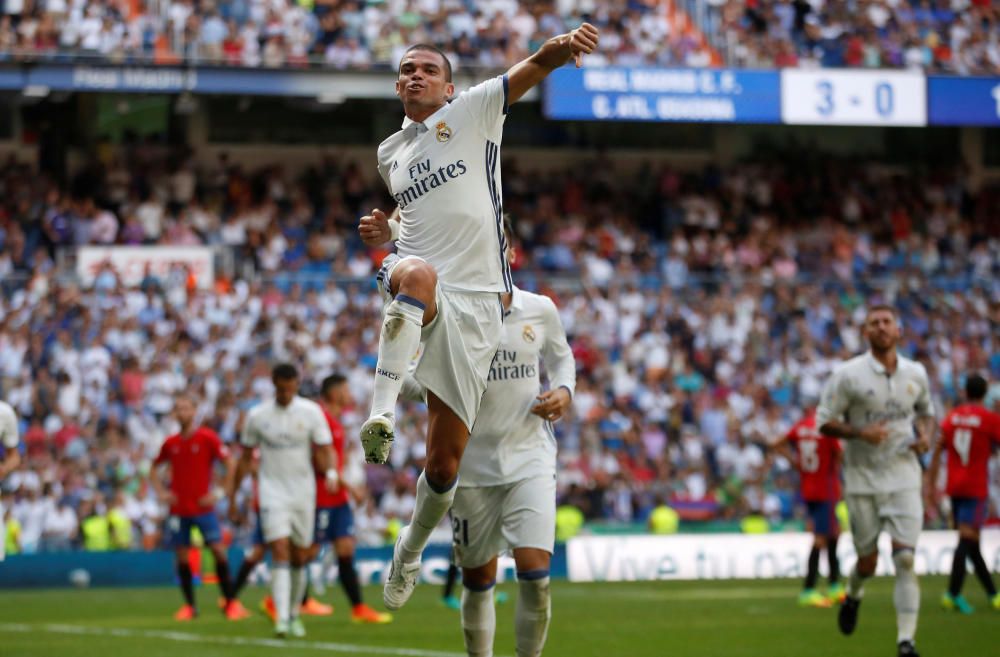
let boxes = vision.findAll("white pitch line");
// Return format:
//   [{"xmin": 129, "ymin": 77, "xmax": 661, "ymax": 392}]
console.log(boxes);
[{"xmin": 0, "ymin": 622, "xmax": 474, "ymax": 657}]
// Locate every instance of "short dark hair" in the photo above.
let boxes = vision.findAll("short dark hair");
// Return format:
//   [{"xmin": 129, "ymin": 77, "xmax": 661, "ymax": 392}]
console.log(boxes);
[
  {"xmin": 966, "ymin": 373, "xmax": 988, "ymax": 401},
  {"xmin": 321, "ymin": 373, "xmax": 347, "ymax": 397},
  {"xmin": 401, "ymin": 44, "xmax": 453, "ymax": 82},
  {"xmin": 272, "ymin": 363, "xmax": 299, "ymax": 381},
  {"xmin": 866, "ymin": 304, "xmax": 897, "ymax": 319}
]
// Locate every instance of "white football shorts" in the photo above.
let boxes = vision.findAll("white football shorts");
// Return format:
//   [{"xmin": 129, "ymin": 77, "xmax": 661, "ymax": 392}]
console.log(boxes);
[
  {"xmin": 260, "ymin": 504, "xmax": 315, "ymax": 548},
  {"xmin": 379, "ymin": 254, "xmax": 503, "ymax": 431},
  {"xmin": 845, "ymin": 489, "xmax": 923, "ymax": 555},
  {"xmin": 449, "ymin": 475, "xmax": 557, "ymax": 569}
]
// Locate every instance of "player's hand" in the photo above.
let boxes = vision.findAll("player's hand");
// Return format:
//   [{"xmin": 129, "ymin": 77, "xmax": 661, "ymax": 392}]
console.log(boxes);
[
  {"xmin": 857, "ymin": 423, "xmax": 888, "ymax": 446},
  {"xmin": 568, "ymin": 22, "xmax": 599, "ymax": 68},
  {"xmin": 531, "ymin": 387, "xmax": 572, "ymax": 422},
  {"xmin": 198, "ymin": 492, "xmax": 216, "ymax": 508},
  {"xmin": 910, "ymin": 433, "xmax": 930, "ymax": 456},
  {"xmin": 159, "ymin": 491, "xmax": 178, "ymax": 506},
  {"xmin": 359, "ymin": 208, "xmax": 391, "ymax": 246},
  {"xmin": 324, "ymin": 475, "xmax": 341, "ymax": 494}
]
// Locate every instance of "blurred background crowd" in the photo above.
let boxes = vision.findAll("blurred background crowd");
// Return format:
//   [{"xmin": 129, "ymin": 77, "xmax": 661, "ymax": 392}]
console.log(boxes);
[
  {"xmin": 0, "ymin": 0, "xmax": 997, "ymax": 73},
  {"xmin": 1, "ymin": 142, "xmax": 998, "ymax": 553}
]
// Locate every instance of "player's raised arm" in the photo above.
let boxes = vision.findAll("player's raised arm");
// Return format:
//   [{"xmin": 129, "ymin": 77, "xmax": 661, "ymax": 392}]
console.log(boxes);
[{"xmin": 505, "ymin": 23, "xmax": 599, "ymax": 106}]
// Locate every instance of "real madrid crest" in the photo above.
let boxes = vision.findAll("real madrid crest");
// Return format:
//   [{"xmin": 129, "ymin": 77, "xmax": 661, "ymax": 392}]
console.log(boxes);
[
  {"xmin": 436, "ymin": 121, "xmax": 452, "ymax": 142},
  {"xmin": 522, "ymin": 325, "xmax": 536, "ymax": 343}
]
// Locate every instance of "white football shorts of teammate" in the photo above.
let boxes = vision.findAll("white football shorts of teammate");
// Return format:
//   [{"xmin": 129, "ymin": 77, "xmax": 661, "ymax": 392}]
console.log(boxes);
[
  {"xmin": 229, "ymin": 363, "xmax": 336, "ymax": 638},
  {"xmin": 356, "ymin": 25, "xmax": 599, "ymax": 612},
  {"xmin": 817, "ymin": 305, "xmax": 935, "ymax": 657},
  {"xmin": 0, "ymin": 399, "xmax": 20, "ymax": 561}
]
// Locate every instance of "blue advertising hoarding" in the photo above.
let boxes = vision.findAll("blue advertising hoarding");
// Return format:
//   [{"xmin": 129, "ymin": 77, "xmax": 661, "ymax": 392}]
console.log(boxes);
[
  {"xmin": 543, "ymin": 67, "xmax": 782, "ymax": 123},
  {"xmin": 24, "ymin": 65, "xmax": 335, "ymax": 97},
  {"xmin": 927, "ymin": 76, "xmax": 1000, "ymax": 126},
  {"xmin": 3, "ymin": 63, "xmax": 1000, "ymax": 127}
]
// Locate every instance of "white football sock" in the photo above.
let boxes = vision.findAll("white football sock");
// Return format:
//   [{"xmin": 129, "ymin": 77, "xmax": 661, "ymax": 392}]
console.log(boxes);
[
  {"xmin": 290, "ymin": 566, "xmax": 307, "ymax": 619},
  {"xmin": 272, "ymin": 563, "xmax": 291, "ymax": 623},
  {"xmin": 369, "ymin": 296, "xmax": 424, "ymax": 421},
  {"xmin": 399, "ymin": 471, "xmax": 457, "ymax": 563},
  {"xmin": 893, "ymin": 549, "xmax": 919, "ymax": 643},
  {"xmin": 461, "ymin": 586, "xmax": 496, "ymax": 657},
  {"xmin": 848, "ymin": 564, "xmax": 870, "ymax": 599},
  {"xmin": 515, "ymin": 576, "xmax": 551, "ymax": 657},
  {"xmin": 308, "ymin": 556, "xmax": 325, "ymax": 596}
]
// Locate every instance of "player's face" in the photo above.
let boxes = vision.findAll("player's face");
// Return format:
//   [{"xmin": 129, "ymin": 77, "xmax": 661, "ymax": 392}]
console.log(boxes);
[
  {"xmin": 396, "ymin": 50, "xmax": 454, "ymax": 113},
  {"xmin": 864, "ymin": 309, "xmax": 900, "ymax": 352},
  {"xmin": 174, "ymin": 397, "xmax": 195, "ymax": 428},
  {"xmin": 274, "ymin": 376, "xmax": 298, "ymax": 406}
]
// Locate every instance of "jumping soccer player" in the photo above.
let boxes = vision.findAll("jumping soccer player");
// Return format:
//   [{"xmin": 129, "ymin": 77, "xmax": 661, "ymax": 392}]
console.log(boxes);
[
  {"xmin": 818, "ymin": 305, "xmax": 935, "ymax": 657},
  {"xmin": 928, "ymin": 373, "xmax": 1000, "ymax": 613},
  {"xmin": 229, "ymin": 364, "xmax": 335, "ymax": 638},
  {"xmin": 772, "ymin": 403, "xmax": 844, "ymax": 607},
  {"xmin": 150, "ymin": 394, "xmax": 248, "ymax": 621},
  {"xmin": 402, "ymin": 220, "xmax": 575, "ymax": 657},
  {"xmin": 357, "ymin": 24, "xmax": 599, "ymax": 612}
]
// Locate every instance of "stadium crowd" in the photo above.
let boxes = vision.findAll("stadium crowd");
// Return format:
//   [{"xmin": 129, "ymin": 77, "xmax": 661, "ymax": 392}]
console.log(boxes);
[
  {"xmin": 0, "ymin": 0, "xmax": 996, "ymax": 73},
  {"xmin": 712, "ymin": 0, "xmax": 1000, "ymax": 73},
  {"xmin": 0, "ymin": 145, "xmax": 999, "ymax": 553}
]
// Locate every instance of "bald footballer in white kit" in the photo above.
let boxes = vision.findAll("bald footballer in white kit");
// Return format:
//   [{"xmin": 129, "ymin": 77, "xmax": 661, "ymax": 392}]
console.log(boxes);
[
  {"xmin": 357, "ymin": 25, "xmax": 599, "ymax": 612},
  {"xmin": 817, "ymin": 305, "xmax": 935, "ymax": 657},
  {"xmin": 0, "ymin": 400, "xmax": 20, "ymax": 561}
]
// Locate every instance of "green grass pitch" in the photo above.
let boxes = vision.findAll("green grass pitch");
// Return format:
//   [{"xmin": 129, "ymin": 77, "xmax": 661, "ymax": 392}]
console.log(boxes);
[{"xmin": 1, "ymin": 577, "xmax": 997, "ymax": 656}]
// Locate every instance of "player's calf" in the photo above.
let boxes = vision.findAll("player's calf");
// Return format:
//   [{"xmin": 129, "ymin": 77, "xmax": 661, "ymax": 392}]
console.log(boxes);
[
  {"xmin": 515, "ymin": 569, "xmax": 551, "ymax": 657},
  {"xmin": 461, "ymin": 569, "xmax": 498, "ymax": 657},
  {"xmin": 892, "ymin": 548, "xmax": 919, "ymax": 649}
]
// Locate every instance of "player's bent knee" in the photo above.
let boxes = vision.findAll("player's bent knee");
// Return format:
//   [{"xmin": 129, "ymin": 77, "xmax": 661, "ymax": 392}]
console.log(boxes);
[
  {"xmin": 892, "ymin": 548, "xmax": 915, "ymax": 572},
  {"xmin": 393, "ymin": 260, "xmax": 437, "ymax": 300},
  {"xmin": 513, "ymin": 548, "xmax": 551, "ymax": 574},
  {"xmin": 857, "ymin": 553, "xmax": 878, "ymax": 575},
  {"xmin": 424, "ymin": 459, "xmax": 460, "ymax": 489},
  {"xmin": 958, "ymin": 525, "xmax": 979, "ymax": 541},
  {"xmin": 462, "ymin": 565, "xmax": 497, "ymax": 591}
]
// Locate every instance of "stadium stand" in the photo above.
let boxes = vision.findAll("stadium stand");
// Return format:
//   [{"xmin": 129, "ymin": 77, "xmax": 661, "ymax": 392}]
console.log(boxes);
[
  {"xmin": 1, "ymin": 146, "xmax": 997, "ymax": 552},
  {"xmin": 0, "ymin": 0, "xmax": 996, "ymax": 72}
]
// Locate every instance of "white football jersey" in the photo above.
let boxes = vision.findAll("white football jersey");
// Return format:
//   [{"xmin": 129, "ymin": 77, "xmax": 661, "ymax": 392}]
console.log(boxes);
[
  {"xmin": 817, "ymin": 352, "xmax": 934, "ymax": 494},
  {"xmin": 241, "ymin": 396, "xmax": 332, "ymax": 509},
  {"xmin": 377, "ymin": 74, "xmax": 512, "ymax": 294},
  {"xmin": 460, "ymin": 287, "xmax": 576, "ymax": 487}
]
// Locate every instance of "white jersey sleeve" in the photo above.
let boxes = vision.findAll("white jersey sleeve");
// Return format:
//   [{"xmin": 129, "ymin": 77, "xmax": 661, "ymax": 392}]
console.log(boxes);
[
  {"xmin": 912, "ymin": 363, "xmax": 934, "ymax": 418},
  {"xmin": 307, "ymin": 404, "xmax": 333, "ymax": 446},
  {"xmin": 240, "ymin": 407, "xmax": 261, "ymax": 448},
  {"xmin": 816, "ymin": 365, "xmax": 850, "ymax": 428},
  {"xmin": 454, "ymin": 74, "xmax": 509, "ymax": 140},
  {"xmin": 539, "ymin": 296, "xmax": 576, "ymax": 397},
  {"xmin": 0, "ymin": 402, "xmax": 19, "ymax": 449}
]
